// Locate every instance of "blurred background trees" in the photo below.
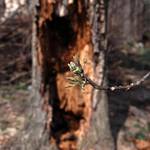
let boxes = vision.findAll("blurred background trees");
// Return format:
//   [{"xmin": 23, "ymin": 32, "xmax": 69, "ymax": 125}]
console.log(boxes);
[{"xmin": 0, "ymin": 0, "xmax": 149, "ymax": 150}]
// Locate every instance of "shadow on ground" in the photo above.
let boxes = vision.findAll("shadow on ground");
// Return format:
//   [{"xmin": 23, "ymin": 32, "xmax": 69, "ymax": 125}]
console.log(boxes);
[{"xmin": 107, "ymin": 49, "xmax": 150, "ymax": 150}]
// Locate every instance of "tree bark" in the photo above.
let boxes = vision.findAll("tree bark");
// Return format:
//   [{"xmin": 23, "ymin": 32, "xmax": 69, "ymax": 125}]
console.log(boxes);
[
  {"xmin": 0, "ymin": 0, "xmax": 5, "ymax": 19},
  {"xmin": 4, "ymin": 1, "xmax": 114, "ymax": 150},
  {"xmin": 107, "ymin": 0, "xmax": 144, "ymax": 49}
]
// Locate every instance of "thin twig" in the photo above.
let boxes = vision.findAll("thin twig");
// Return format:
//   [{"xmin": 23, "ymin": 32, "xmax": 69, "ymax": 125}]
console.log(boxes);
[
  {"xmin": 68, "ymin": 60, "xmax": 150, "ymax": 91},
  {"xmin": 84, "ymin": 72, "xmax": 150, "ymax": 91}
]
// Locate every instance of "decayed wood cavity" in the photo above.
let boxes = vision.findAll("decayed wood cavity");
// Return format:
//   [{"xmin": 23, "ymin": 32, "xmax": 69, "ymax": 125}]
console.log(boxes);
[{"xmin": 37, "ymin": 1, "xmax": 94, "ymax": 149}]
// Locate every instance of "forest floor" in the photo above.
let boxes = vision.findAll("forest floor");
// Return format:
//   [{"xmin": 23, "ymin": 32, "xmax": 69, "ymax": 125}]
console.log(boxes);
[{"xmin": 0, "ymin": 15, "xmax": 150, "ymax": 150}]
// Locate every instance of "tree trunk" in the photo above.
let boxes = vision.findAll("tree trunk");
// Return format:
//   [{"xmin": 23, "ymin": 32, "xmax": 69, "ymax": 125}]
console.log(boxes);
[
  {"xmin": 107, "ymin": 0, "xmax": 144, "ymax": 49},
  {"xmin": 143, "ymin": 0, "xmax": 150, "ymax": 43},
  {"xmin": 4, "ymin": 1, "xmax": 114, "ymax": 150},
  {"xmin": 0, "ymin": 0, "xmax": 5, "ymax": 19}
]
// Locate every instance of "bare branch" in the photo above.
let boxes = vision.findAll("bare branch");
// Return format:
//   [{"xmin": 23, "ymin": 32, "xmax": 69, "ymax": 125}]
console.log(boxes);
[
  {"xmin": 68, "ymin": 60, "xmax": 150, "ymax": 91},
  {"xmin": 84, "ymin": 72, "xmax": 150, "ymax": 91}
]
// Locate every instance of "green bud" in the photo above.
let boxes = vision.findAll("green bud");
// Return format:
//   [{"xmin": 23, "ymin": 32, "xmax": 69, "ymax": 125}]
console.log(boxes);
[{"xmin": 68, "ymin": 61, "xmax": 83, "ymax": 74}]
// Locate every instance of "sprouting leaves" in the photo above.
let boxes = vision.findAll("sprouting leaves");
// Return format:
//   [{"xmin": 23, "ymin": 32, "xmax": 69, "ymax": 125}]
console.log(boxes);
[
  {"xmin": 67, "ymin": 56, "xmax": 86, "ymax": 89},
  {"xmin": 67, "ymin": 76, "xmax": 86, "ymax": 89},
  {"xmin": 68, "ymin": 61, "xmax": 83, "ymax": 75}
]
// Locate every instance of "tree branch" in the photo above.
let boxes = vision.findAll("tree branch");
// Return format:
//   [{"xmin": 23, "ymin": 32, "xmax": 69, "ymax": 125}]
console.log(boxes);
[{"xmin": 68, "ymin": 60, "xmax": 150, "ymax": 91}]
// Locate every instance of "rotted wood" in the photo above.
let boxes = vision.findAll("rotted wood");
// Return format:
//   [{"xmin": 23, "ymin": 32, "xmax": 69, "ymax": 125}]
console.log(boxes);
[{"xmin": 37, "ymin": 1, "xmax": 94, "ymax": 149}]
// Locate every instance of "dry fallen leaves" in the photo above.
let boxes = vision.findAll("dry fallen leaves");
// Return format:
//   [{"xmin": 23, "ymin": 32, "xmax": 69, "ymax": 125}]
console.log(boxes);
[{"xmin": 135, "ymin": 139, "xmax": 150, "ymax": 150}]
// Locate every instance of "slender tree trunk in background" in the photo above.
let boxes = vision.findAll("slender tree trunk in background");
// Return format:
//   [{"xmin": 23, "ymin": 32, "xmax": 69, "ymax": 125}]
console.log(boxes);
[
  {"xmin": 0, "ymin": 0, "xmax": 5, "ymax": 19},
  {"xmin": 4, "ymin": 1, "xmax": 114, "ymax": 150},
  {"xmin": 143, "ymin": 0, "xmax": 150, "ymax": 43},
  {"xmin": 107, "ymin": 0, "xmax": 144, "ymax": 49}
]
